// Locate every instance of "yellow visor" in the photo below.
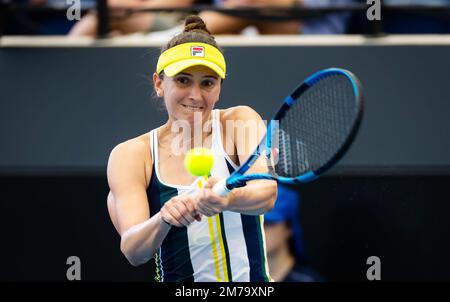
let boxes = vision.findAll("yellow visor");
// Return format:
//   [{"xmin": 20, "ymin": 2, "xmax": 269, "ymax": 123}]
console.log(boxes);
[{"xmin": 156, "ymin": 42, "xmax": 226, "ymax": 79}]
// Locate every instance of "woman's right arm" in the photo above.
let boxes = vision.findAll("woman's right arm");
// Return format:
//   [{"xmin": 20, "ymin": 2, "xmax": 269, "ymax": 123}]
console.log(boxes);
[
  {"xmin": 107, "ymin": 141, "xmax": 199, "ymax": 266},
  {"xmin": 107, "ymin": 141, "xmax": 175, "ymax": 267}
]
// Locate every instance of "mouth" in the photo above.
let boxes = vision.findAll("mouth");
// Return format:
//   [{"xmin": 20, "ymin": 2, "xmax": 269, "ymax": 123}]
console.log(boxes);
[{"xmin": 181, "ymin": 104, "xmax": 205, "ymax": 111}]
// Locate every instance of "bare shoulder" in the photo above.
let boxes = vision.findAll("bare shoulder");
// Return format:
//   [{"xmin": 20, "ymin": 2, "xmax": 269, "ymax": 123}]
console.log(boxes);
[
  {"xmin": 109, "ymin": 133, "xmax": 151, "ymax": 163},
  {"xmin": 220, "ymin": 105, "xmax": 263, "ymax": 123},
  {"xmin": 107, "ymin": 132, "xmax": 152, "ymax": 186}
]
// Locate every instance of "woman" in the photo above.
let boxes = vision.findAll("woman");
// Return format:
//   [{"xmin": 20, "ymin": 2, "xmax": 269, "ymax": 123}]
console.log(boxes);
[{"xmin": 106, "ymin": 15, "xmax": 277, "ymax": 282}]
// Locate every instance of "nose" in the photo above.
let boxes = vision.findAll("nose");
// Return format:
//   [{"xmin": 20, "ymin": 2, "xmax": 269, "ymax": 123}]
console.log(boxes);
[{"xmin": 188, "ymin": 83, "xmax": 202, "ymax": 101}]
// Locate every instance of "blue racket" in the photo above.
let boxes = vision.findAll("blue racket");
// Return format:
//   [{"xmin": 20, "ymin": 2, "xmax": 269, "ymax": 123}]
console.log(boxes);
[{"xmin": 213, "ymin": 68, "xmax": 364, "ymax": 196}]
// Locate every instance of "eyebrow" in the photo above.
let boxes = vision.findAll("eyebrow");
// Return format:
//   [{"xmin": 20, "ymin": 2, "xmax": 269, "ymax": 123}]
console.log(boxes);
[
  {"xmin": 204, "ymin": 75, "xmax": 219, "ymax": 80},
  {"xmin": 177, "ymin": 73, "xmax": 219, "ymax": 79}
]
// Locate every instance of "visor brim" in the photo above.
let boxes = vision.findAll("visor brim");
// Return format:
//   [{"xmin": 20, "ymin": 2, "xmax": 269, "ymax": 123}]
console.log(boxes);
[{"xmin": 163, "ymin": 59, "xmax": 226, "ymax": 79}]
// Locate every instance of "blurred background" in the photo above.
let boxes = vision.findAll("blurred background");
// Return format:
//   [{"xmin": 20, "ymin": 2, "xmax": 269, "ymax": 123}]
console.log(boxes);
[{"xmin": 1, "ymin": 0, "xmax": 450, "ymax": 281}]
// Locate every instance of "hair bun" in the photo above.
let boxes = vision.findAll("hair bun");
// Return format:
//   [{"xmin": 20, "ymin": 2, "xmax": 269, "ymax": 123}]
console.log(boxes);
[{"xmin": 184, "ymin": 15, "xmax": 211, "ymax": 35}]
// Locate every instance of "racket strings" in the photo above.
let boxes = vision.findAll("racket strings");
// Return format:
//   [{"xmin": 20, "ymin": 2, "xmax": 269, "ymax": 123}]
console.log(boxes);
[{"xmin": 275, "ymin": 74, "xmax": 357, "ymax": 177}]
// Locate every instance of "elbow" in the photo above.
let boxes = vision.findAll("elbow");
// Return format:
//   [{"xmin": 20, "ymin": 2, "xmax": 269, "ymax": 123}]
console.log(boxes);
[
  {"xmin": 120, "ymin": 235, "xmax": 147, "ymax": 267},
  {"xmin": 120, "ymin": 241, "xmax": 139, "ymax": 267},
  {"xmin": 123, "ymin": 255, "xmax": 140, "ymax": 267},
  {"xmin": 127, "ymin": 258, "xmax": 143, "ymax": 267}
]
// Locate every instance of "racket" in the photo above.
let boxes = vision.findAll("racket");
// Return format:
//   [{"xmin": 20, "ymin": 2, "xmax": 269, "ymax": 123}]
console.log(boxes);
[{"xmin": 213, "ymin": 67, "xmax": 364, "ymax": 197}]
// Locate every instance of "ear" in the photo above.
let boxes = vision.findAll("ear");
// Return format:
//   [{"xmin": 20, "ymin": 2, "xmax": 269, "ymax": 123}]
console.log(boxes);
[{"xmin": 153, "ymin": 72, "xmax": 163, "ymax": 97}]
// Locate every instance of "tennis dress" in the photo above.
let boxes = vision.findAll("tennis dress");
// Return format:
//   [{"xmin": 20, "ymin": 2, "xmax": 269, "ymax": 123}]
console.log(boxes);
[{"xmin": 147, "ymin": 109, "xmax": 271, "ymax": 282}]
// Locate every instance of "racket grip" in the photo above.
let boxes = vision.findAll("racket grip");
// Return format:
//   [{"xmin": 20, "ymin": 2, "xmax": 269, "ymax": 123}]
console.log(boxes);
[{"xmin": 212, "ymin": 178, "xmax": 231, "ymax": 197}]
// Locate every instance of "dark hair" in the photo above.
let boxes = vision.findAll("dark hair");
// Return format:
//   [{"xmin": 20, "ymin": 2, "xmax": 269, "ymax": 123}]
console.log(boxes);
[{"xmin": 161, "ymin": 15, "xmax": 221, "ymax": 53}]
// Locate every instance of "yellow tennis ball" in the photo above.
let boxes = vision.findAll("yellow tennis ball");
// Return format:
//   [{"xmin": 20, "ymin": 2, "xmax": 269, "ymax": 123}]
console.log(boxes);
[{"xmin": 184, "ymin": 147, "xmax": 214, "ymax": 177}]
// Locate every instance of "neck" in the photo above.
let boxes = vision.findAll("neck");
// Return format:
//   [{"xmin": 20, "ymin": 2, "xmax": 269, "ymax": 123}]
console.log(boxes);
[
  {"xmin": 267, "ymin": 243, "xmax": 295, "ymax": 282},
  {"xmin": 159, "ymin": 111, "xmax": 213, "ymax": 149}
]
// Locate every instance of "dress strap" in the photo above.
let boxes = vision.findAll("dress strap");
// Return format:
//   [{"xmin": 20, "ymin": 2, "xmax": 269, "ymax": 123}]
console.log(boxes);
[{"xmin": 150, "ymin": 129, "xmax": 158, "ymax": 167}]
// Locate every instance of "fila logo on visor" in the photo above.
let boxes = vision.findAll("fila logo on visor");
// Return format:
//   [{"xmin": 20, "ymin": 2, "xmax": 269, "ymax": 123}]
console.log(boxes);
[{"xmin": 191, "ymin": 46, "xmax": 205, "ymax": 57}]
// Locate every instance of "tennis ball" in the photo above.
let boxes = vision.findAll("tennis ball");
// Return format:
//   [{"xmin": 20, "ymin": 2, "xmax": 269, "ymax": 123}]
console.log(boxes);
[{"xmin": 184, "ymin": 147, "xmax": 214, "ymax": 177}]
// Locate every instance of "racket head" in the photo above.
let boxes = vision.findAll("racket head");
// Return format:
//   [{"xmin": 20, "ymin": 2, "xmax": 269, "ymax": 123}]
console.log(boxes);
[
  {"xmin": 267, "ymin": 67, "xmax": 364, "ymax": 184},
  {"xmin": 226, "ymin": 68, "xmax": 364, "ymax": 189}
]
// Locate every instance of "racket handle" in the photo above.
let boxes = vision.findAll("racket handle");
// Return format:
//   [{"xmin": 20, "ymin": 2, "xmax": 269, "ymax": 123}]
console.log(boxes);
[{"xmin": 212, "ymin": 178, "xmax": 231, "ymax": 197}]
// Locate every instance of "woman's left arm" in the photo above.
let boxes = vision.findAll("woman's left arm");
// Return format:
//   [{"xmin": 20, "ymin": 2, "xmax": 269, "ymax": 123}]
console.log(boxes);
[{"xmin": 195, "ymin": 106, "xmax": 277, "ymax": 216}]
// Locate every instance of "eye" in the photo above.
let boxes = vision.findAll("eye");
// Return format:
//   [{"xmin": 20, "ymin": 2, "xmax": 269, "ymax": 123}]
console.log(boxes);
[
  {"xmin": 202, "ymin": 79, "xmax": 216, "ymax": 88},
  {"xmin": 175, "ymin": 76, "xmax": 190, "ymax": 85}
]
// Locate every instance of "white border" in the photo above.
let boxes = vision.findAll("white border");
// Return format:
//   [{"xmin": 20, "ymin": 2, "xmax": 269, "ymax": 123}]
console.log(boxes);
[{"xmin": 2, "ymin": 35, "xmax": 450, "ymax": 47}]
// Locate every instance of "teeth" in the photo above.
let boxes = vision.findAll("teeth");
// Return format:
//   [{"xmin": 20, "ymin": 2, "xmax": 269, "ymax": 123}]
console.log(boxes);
[{"xmin": 182, "ymin": 104, "xmax": 203, "ymax": 110}]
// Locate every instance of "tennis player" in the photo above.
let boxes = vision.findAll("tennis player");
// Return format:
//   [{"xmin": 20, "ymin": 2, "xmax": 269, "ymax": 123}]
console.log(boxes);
[{"xmin": 106, "ymin": 15, "xmax": 277, "ymax": 282}]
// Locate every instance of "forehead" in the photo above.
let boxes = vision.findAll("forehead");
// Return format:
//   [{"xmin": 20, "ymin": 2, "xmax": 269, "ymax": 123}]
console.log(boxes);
[{"xmin": 177, "ymin": 65, "xmax": 219, "ymax": 77}]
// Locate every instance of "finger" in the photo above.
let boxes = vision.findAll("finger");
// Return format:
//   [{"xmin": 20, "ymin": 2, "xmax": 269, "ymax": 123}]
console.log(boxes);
[
  {"xmin": 163, "ymin": 206, "xmax": 185, "ymax": 227},
  {"xmin": 195, "ymin": 190, "xmax": 218, "ymax": 217},
  {"xmin": 190, "ymin": 198, "xmax": 202, "ymax": 221},
  {"xmin": 204, "ymin": 191, "xmax": 221, "ymax": 206},
  {"xmin": 175, "ymin": 199, "xmax": 196, "ymax": 223},
  {"xmin": 172, "ymin": 202, "xmax": 195, "ymax": 225},
  {"xmin": 204, "ymin": 176, "xmax": 220, "ymax": 189},
  {"xmin": 272, "ymin": 147, "xmax": 279, "ymax": 158},
  {"xmin": 197, "ymin": 205, "xmax": 215, "ymax": 217},
  {"xmin": 195, "ymin": 197, "xmax": 214, "ymax": 216},
  {"xmin": 167, "ymin": 203, "xmax": 191, "ymax": 227},
  {"xmin": 160, "ymin": 206, "xmax": 183, "ymax": 227},
  {"xmin": 200, "ymin": 190, "xmax": 227, "ymax": 211},
  {"xmin": 180, "ymin": 206, "xmax": 196, "ymax": 224},
  {"xmin": 182, "ymin": 196, "xmax": 200, "ymax": 220},
  {"xmin": 197, "ymin": 200, "xmax": 220, "ymax": 217},
  {"xmin": 271, "ymin": 147, "xmax": 279, "ymax": 165}
]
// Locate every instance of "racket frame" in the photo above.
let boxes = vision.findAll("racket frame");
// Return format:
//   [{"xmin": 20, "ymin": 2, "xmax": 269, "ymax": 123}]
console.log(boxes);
[{"xmin": 218, "ymin": 68, "xmax": 364, "ymax": 192}]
